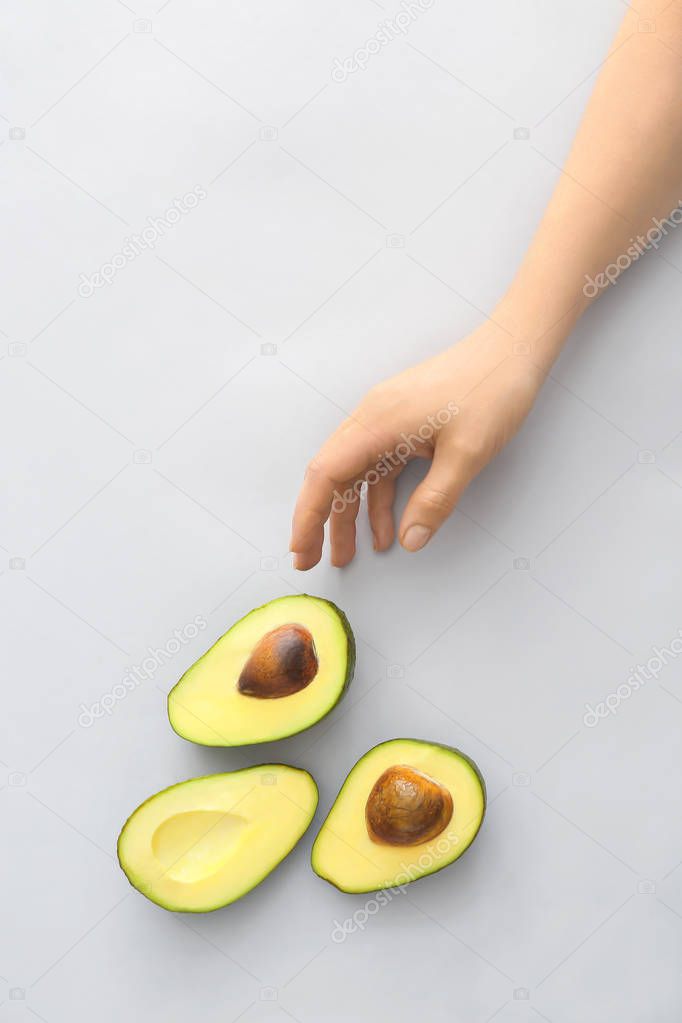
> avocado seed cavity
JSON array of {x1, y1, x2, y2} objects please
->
[
  {"x1": 237, "y1": 624, "x2": 318, "y2": 699},
  {"x1": 365, "y1": 765, "x2": 453, "y2": 846}
]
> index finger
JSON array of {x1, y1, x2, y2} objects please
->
[{"x1": 290, "y1": 418, "x2": 382, "y2": 570}]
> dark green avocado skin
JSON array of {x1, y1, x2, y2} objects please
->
[
  {"x1": 312, "y1": 738, "x2": 486, "y2": 895},
  {"x1": 167, "y1": 594, "x2": 356, "y2": 746},
  {"x1": 322, "y1": 596, "x2": 356, "y2": 703}
]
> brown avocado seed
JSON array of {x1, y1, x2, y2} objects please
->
[
  {"x1": 365, "y1": 765, "x2": 453, "y2": 846},
  {"x1": 237, "y1": 624, "x2": 318, "y2": 699}
]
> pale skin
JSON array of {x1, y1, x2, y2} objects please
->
[{"x1": 291, "y1": 1, "x2": 682, "y2": 570}]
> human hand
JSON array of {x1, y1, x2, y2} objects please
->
[{"x1": 289, "y1": 320, "x2": 545, "y2": 569}]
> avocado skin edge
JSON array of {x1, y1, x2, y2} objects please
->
[
  {"x1": 167, "y1": 594, "x2": 356, "y2": 747},
  {"x1": 117, "y1": 764, "x2": 319, "y2": 913},
  {"x1": 311, "y1": 738, "x2": 486, "y2": 895}
]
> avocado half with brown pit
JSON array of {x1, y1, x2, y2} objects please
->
[
  {"x1": 312, "y1": 738, "x2": 486, "y2": 893},
  {"x1": 168, "y1": 595, "x2": 355, "y2": 746}
]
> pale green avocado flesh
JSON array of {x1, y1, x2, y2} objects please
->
[{"x1": 118, "y1": 765, "x2": 318, "y2": 912}]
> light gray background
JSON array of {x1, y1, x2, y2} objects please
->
[{"x1": 3, "y1": 1, "x2": 682, "y2": 1020}]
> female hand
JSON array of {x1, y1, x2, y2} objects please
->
[{"x1": 289, "y1": 320, "x2": 543, "y2": 569}]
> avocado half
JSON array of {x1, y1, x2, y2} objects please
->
[
  {"x1": 117, "y1": 765, "x2": 318, "y2": 912},
  {"x1": 168, "y1": 594, "x2": 355, "y2": 746},
  {"x1": 311, "y1": 738, "x2": 486, "y2": 894}
]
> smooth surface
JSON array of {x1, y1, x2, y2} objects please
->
[{"x1": 3, "y1": 1, "x2": 682, "y2": 1020}]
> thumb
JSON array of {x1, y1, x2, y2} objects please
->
[{"x1": 399, "y1": 445, "x2": 474, "y2": 552}]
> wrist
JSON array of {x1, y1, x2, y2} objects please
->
[{"x1": 492, "y1": 282, "x2": 582, "y2": 372}]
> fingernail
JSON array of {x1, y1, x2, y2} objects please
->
[
  {"x1": 401, "y1": 525, "x2": 431, "y2": 552},
  {"x1": 292, "y1": 552, "x2": 304, "y2": 570}
]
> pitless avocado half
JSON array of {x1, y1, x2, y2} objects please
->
[
  {"x1": 168, "y1": 594, "x2": 355, "y2": 746},
  {"x1": 118, "y1": 765, "x2": 318, "y2": 912},
  {"x1": 312, "y1": 738, "x2": 486, "y2": 894}
]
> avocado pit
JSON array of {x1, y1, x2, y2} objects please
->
[
  {"x1": 237, "y1": 623, "x2": 318, "y2": 699},
  {"x1": 365, "y1": 765, "x2": 453, "y2": 846}
]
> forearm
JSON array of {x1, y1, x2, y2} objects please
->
[{"x1": 496, "y1": 0, "x2": 682, "y2": 370}]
